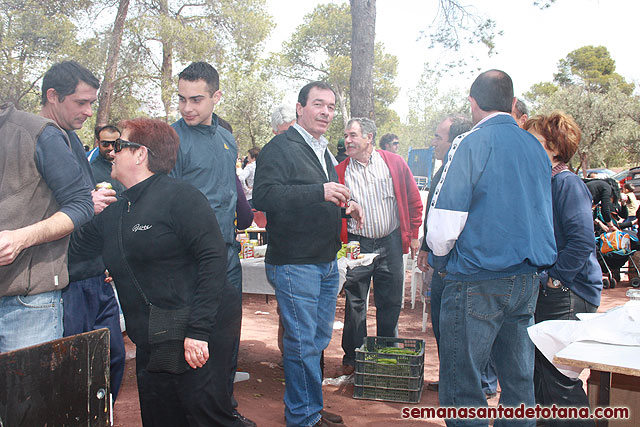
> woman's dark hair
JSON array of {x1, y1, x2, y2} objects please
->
[
  {"x1": 624, "y1": 183, "x2": 635, "y2": 193},
  {"x1": 523, "y1": 111, "x2": 581, "y2": 163},
  {"x1": 118, "y1": 118, "x2": 180, "y2": 174}
]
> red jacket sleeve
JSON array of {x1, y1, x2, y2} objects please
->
[{"x1": 335, "y1": 159, "x2": 349, "y2": 244}]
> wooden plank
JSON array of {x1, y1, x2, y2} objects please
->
[
  {"x1": 553, "y1": 341, "x2": 640, "y2": 377},
  {"x1": 0, "y1": 329, "x2": 110, "y2": 426}
]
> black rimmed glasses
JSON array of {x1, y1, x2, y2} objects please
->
[{"x1": 114, "y1": 138, "x2": 154, "y2": 155}]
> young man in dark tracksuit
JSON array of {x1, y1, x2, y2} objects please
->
[{"x1": 169, "y1": 61, "x2": 253, "y2": 427}]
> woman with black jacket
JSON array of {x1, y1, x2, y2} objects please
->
[{"x1": 71, "y1": 118, "x2": 243, "y2": 426}]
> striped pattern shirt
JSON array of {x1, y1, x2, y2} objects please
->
[
  {"x1": 293, "y1": 123, "x2": 330, "y2": 178},
  {"x1": 345, "y1": 150, "x2": 399, "y2": 238}
]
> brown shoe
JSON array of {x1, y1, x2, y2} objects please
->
[
  {"x1": 320, "y1": 409, "x2": 343, "y2": 424},
  {"x1": 341, "y1": 364, "x2": 354, "y2": 376},
  {"x1": 313, "y1": 416, "x2": 346, "y2": 426}
]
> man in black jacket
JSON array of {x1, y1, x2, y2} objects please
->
[
  {"x1": 586, "y1": 178, "x2": 619, "y2": 231},
  {"x1": 253, "y1": 81, "x2": 363, "y2": 427}
]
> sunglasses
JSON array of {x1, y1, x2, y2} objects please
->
[
  {"x1": 114, "y1": 138, "x2": 154, "y2": 155},
  {"x1": 100, "y1": 140, "x2": 116, "y2": 148}
]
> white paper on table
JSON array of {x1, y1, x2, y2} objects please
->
[
  {"x1": 253, "y1": 244, "x2": 267, "y2": 257},
  {"x1": 337, "y1": 253, "x2": 379, "y2": 289},
  {"x1": 528, "y1": 300, "x2": 640, "y2": 378}
]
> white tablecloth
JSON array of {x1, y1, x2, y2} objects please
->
[{"x1": 241, "y1": 253, "x2": 378, "y2": 296}]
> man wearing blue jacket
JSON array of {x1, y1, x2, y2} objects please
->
[{"x1": 426, "y1": 70, "x2": 557, "y2": 425}]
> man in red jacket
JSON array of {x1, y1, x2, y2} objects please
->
[{"x1": 336, "y1": 117, "x2": 423, "y2": 374}]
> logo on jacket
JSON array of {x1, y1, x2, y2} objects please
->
[{"x1": 132, "y1": 224, "x2": 152, "y2": 232}]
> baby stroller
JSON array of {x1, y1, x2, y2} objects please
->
[{"x1": 596, "y1": 230, "x2": 640, "y2": 289}]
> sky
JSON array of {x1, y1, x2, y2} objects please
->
[{"x1": 264, "y1": 0, "x2": 640, "y2": 118}]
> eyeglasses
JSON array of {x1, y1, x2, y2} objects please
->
[
  {"x1": 100, "y1": 140, "x2": 116, "y2": 148},
  {"x1": 114, "y1": 138, "x2": 154, "y2": 155},
  {"x1": 392, "y1": 141, "x2": 399, "y2": 146}
]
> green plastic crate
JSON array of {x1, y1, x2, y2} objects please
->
[
  {"x1": 353, "y1": 375, "x2": 424, "y2": 404},
  {"x1": 354, "y1": 371, "x2": 423, "y2": 390},
  {"x1": 353, "y1": 337, "x2": 425, "y2": 403}
]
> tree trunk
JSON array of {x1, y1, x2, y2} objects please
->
[
  {"x1": 579, "y1": 150, "x2": 589, "y2": 177},
  {"x1": 349, "y1": 0, "x2": 375, "y2": 119},
  {"x1": 159, "y1": 0, "x2": 172, "y2": 122},
  {"x1": 335, "y1": 86, "x2": 349, "y2": 127},
  {"x1": 96, "y1": 0, "x2": 130, "y2": 126}
]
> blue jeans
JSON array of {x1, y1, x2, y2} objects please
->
[
  {"x1": 482, "y1": 358, "x2": 498, "y2": 395},
  {"x1": 439, "y1": 272, "x2": 540, "y2": 427},
  {"x1": 0, "y1": 289, "x2": 63, "y2": 353},
  {"x1": 432, "y1": 270, "x2": 498, "y2": 395},
  {"x1": 265, "y1": 261, "x2": 339, "y2": 427},
  {"x1": 62, "y1": 274, "x2": 125, "y2": 400}
]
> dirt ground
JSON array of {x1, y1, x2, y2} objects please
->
[{"x1": 113, "y1": 276, "x2": 633, "y2": 427}]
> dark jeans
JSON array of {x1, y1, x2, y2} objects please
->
[
  {"x1": 62, "y1": 274, "x2": 125, "y2": 400},
  {"x1": 534, "y1": 285, "x2": 597, "y2": 427},
  {"x1": 618, "y1": 215, "x2": 636, "y2": 229},
  {"x1": 225, "y1": 243, "x2": 243, "y2": 412},
  {"x1": 430, "y1": 270, "x2": 445, "y2": 352},
  {"x1": 342, "y1": 228, "x2": 404, "y2": 366},
  {"x1": 136, "y1": 285, "x2": 243, "y2": 427}
]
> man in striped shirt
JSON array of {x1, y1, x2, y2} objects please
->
[{"x1": 335, "y1": 117, "x2": 423, "y2": 374}]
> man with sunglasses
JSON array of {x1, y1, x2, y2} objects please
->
[
  {"x1": 379, "y1": 133, "x2": 400, "y2": 154},
  {"x1": 90, "y1": 124, "x2": 126, "y2": 195}
]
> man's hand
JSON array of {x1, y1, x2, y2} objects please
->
[
  {"x1": 92, "y1": 188, "x2": 117, "y2": 214},
  {"x1": 416, "y1": 250, "x2": 431, "y2": 273},
  {"x1": 346, "y1": 201, "x2": 365, "y2": 229},
  {"x1": 0, "y1": 212, "x2": 74, "y2": 266},
  {"x1": 184, "y1": 337, "x2": 209, "y2": 369},
  {"x1": 323, "y1": 182, "x2": 350, "y2": 206},
  {"x1": 0, "y1": 229, "x2": 25, "y2": 266},
  {"x1": 104, "y1": 269, "x2": 113, "y2": 283},
  {"x1": 410, "y1": 238, "x2": 420, "y2": 259}
]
